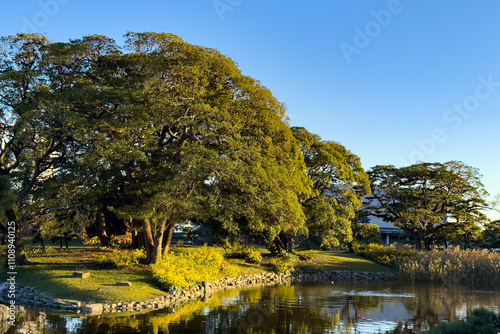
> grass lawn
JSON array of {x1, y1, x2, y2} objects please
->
[
  {"x1": 295, "y1": 250, "x2": 397, "y2": 273},
  {"x1": 0, "y1": 245, "x2": 394, "y2": 304},
  {"x1": 1, "y1": 247, "x2": 165, "y2": 303}
]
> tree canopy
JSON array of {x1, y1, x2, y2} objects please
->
[
  {"x1": 365, "y1": 162, "x2": 489, "y2": 249},
  {"x1": 1, "y1": 32, "x2": 370, "y2": 263},
  {"x1": 291, "y1": 127, "x2": 370, "y2": 249}
]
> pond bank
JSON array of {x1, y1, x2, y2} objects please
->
[{"x1": 0, "y1": 270, "x2": 399, "y2": 316}]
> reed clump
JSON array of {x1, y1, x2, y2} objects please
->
[{"x1": 400, "y1": 246, "x2": 500, "y2": 285}]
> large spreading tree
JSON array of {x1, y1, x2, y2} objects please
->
[
  {"x1": 291, "y1": 127, "x2": 370, "y2": 249},
  {"x1": 110, "y1": 32, "x2": 314, "y2": 262},
  {"x1": 0, "y1": 34, "x2": 74, "y2": 264},
  {"x1": 365, "y1": 161, "x2": 489, "y2": 249},
  {"x1": 0, "y1": 33, "x2": 135, "y2": 263},
  {"x1": 1, "y1": 32, "x2": 369, "y2": 264}
]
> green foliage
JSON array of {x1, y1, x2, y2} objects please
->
[
  {"x1": 421, "y1": 308, "x2": 500, "y2": 334},
  {"x1": 0, "y1": 175, "x2": 15, "y2": 219},
  {"x1": 223, "y1": 241, "x2": 263, "y2": 264},
  {"x1": 108, "y1": 233, "x2": 133, "y2": 248},
  {"x1": 0, "y1": 31, "x2": 369, "y2": 264},
  {"x1": 352, "y1": 222, "x2": 382, "y2": 244},
  {"x1": 354, "y1": 243, "x2": 418, "y2": 268},
  {"x1": 366, "y1": 162, "x2": 489, "y2": 250},
  {"x1": 399, "y1": 246, "x2": 500, "y2": 285},
  {"x1": 151, "y1": 245, "x2": 239, "y2": 290},
  {"x1": 482, "y1": 220, "x2": 500, "y2": 248},
  {"x1": 270, "y1": 253, "x2": 298, "y2": 275},
  {"x1": 94, "y1": 249, "x2": 146, "y2": 268},
  {"x1": 297, "y1": 237, "x2": 322, "y2": 250},
  {"x1": 291, "y1": 127, "x2": 370, "y2": 249},
  {"x1": 244, "y1": 249, "x2": 263, "y2": 264}
]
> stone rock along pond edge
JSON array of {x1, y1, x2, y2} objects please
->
[{"x1": 0, "y1": 270, "x2": 399, "y2": 316}]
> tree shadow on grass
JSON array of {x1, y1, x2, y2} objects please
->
[
  {"x1": 51, "y1": 275, "x2": 75, "y2": 279},
  {"x1": 25, "y1": 261, "x2": 88, "y2": 267}
]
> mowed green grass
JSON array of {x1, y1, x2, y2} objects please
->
[
  {"x1": 0, "y1": 246, "x2": 394, "y2": 304},
  {"x1": 1, "y1": 248, "x2": 165, "y2": 303},
  {"x1": 295, "y1": 250, "x2": 397, "y2": 273}
]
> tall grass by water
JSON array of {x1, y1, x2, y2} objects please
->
[{"x1": 400, "y1": 246, "x2": 500, "y2": 285}]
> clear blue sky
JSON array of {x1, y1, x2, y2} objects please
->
[{"x1": 1, "y1": 0, "x2": 499, "y2": 219}]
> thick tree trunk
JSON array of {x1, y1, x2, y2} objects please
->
[
  {"x1": 463, "y1": 234, "x2": 470, "y2": 249},
  {"x1": 270, "y1": 231, "x2": 289, "y2": 255},
  {"x1": 162, "y1": 221, "x2": 176, "y2": 257},
  {"x1": 94, "y1": 208, "x2": 110, "y2": 247},
  {"x1": 277, "y1": 231, "x2": 289, "y2": 252},
  {"x1": 130, "y1": 218, "x2": 145, "y2": 249},
  {"x1": 415, "y1": 237, "x2": 423, "y2": 250},
  {"x1": 142, "y1": 218, "x2": 155, "y2": 263},
  {"x1": 150, "y1": 219, "x2": 167, "y2": 263},
  {"x1": 424, "y1": 236, "x2": 436, "y2": 250},
  {"x1": 0, "y1": 223, "x2": 7, "y2": 245}
]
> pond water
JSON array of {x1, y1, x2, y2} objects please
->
[{"x1": 4, "y1": 281, "x2": 500, "y2": 334}]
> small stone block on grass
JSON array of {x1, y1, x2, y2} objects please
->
[
  {"x1": 73, "y1": 272, "x2": 90, "y2": 278},
  {"x1": 116, "y1": 281, "x2": 132, "y2": 286}
]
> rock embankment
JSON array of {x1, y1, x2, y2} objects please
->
[
  {"x1": 0, "y1": 283, "x2": 80, "y2": 311},
  {"x1": 0, "y1": 270, "x2": 398, "y2": 316}
]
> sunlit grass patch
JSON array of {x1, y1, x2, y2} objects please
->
[
  {"x1": 0, "y1": 248, "x2": 165, "y2": 303},
  {"x1": 296, "y1": 250, "x2": 397, "y2": 273}
]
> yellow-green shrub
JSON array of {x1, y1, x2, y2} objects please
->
[
  {"x1": 151, "y1": 245, "x2": 239, "y2": 290},
  {"x1": 95, "y1": 249, "x2": 146, "y2": 268},
  {"x1": 400, "y1": 246, "x2": 500, "y2": 285},
  {"x1": 354, "y1": 242, "x2": 418, "y2": 268},
  {"x1": 223, "y1": 242, "x2": 262, "y2": 264},
  {"x1": 244, "y1": 249, "x2": 263, "y2": 264},
  {"x1": 270, "y1": 253, "x2": 297, "y2": 275}
]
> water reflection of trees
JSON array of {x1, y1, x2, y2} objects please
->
[
  {"x1": 13, "y1": 282, "x2": 500, "y2": 333},
  {"x1": 80, "y1": 284, "x2": 353, "y2": 333},
  {"x1": 400, "y1": 283, "x2": 500, "y2": 333},
  {"x1": 168, "y1": 284, "x2": 385, "y2": 334}
]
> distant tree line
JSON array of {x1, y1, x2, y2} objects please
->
[{"x1": 365, "y1": 162, "x2": 496, "y2": 250}]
